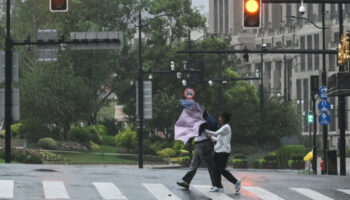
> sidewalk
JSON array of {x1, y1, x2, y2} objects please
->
[{"x1": 316, "y1": 157, "x2": 350, "y2": 174}]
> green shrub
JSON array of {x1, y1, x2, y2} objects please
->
[
  {"x1": 173, "y1": 140, "x2": 185, "y2": 153},
  {"x1": 89, "y1": 140, "x2": 101, "y2": 151},
  {"x1": 346, "y1": 147, "x2": 350, "y2": 157},
  {"x1": 157, "y1": 148, "x2": 176, "y2": 159},
  {"x1": 37, "y1": 151, "x2": 69, "y2": 163},
  {"x1": 0, "y1": 131, "x2": 4, "y2": 138},
  {"x1": 179, "y1": 149, "x2": 189, "y2": 156},
  {"x1": 68, "y1": 127, "x2": 91, "y2": 143},
  {"x1": 102, "y1": 135, "x2": 116, "y2": 146},
  {"x1": 290, "y1": 154, "x2": 304, "y2": 161},
  {"x1": 263, "y1": 153, "x2": 276, "y2": 161},
  {"x1": 233, "y1": 153, "x2": 247, "y2": 159},
  {"x1": 37, "y1": 138, "x2": 58, "y2": 150},
  {"x1": 288, "y1": 160, "x2": 305, "y2": 169},
  {"x1": 95, "y1": 125, "x2": 108, "y2": 136},
  {"x1": 21, "y1": 119, "x2": 51, "y2": 144},
  {"x1": 12, "y1": 149, "x2": 42, "y2": 164},
  {"x1": 115, "y1": 128, "x2": 137, "y2": 152},
  {"x1": 150, "y1": 140, "x2": 169, "y2": 153},
  {"x1": 274, "y1": 145, "x2": 307, "y2": 168},
  {"x1": 231, "y1": 144, "x2": 259, "y2": 155},
  {"x1": 177, "y1": 156, "x2": 190, "y2": 165}
]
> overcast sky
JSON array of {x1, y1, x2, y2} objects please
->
[{"x1": 192, "y1": 0, "x2": 209, "y2": 17}]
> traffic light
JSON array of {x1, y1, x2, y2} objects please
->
[
  {"x1": 243, "y1": 0, "x2": 261, "y2": 28},
  {"x1": 50, "y1": 0, "x2": 68, "y2": 12},
  {"x1": 308, "y1": 111, "x2": 314, "y2": 124}
]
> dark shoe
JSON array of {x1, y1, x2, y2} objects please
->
[{"x1": 176, "y1": 181, "x2": 189, "y2": 190}]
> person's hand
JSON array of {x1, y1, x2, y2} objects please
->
[{"x1": 206, "y1": 133, "x2": 211, "y2": 138}]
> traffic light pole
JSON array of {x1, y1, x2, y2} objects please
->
[
  {"x1": 312, "y1": 95, "x2": 317, "y2": 174},
  {"x1": 4, "y1": 0, "x2": 12, "y2": 163},
  {"x1": 338, "y1": 3, "x2": 346, "y2": 176},
  {"x1": 138, "y1": 10, "x2": 144, "y2": 169},
  {"x1": 321, "y1": 3, "x2": 328, "y2": 175}
]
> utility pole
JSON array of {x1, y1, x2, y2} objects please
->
[
  {"x1": 260, "y1": 45, "x2": 264, "y2": 122},
  {"x1": 321, "y1": 3, "x2": 328, "y2": 174},
  {"x1": 4, "y1": 0, "x2": 12, "y2": 163},
  {"x1": 338, "y1": 3, "x2": 346, "y2": 176},
  {"x1": 283, "y1": 55, "x2": 287, "y2": 103},
  {"x1": 138, "y1": 10, "x2": 144, "y2": 169}
]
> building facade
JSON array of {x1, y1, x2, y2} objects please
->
[{"x1": 209, "y1": 0, "x2": 350, "y2": 149}]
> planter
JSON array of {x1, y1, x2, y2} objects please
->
[
  {"x1": 288, "y1": 160, "x2": 305, "y2": 169},
  {"x1": 233, "y1": 161, "x2": 248, "y2": 169},
  {"x1": 261, "y1": 162, "x2": 277, "y2": 169}
]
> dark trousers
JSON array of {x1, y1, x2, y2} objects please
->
[
  {"x1": 182, "y1": 140, "x2": 220, "y2": 187},
  {"x1": 214, "y1": 152, "x2": 238, "y2": 188}
]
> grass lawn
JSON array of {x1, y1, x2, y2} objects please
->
[
  {"x1": 0, "y1": 158, "x2": 4, "y2": 163},
  {"x1": 89, "y1": 145, "x2": 117, "y2": 153},
  {"x1": 61, "y1": 152, "x2": 138, "y2": 164}
]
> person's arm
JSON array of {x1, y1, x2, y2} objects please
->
[
  {"x1": 205, "y1": 125, "x2": 229, "y2": 136},
  {"x1": 211, "y1": 135, "x2": 219, "y2": 142}
]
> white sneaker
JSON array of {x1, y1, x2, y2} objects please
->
[
  {"x1": 235, "y1": 179, "x2": 241, "y2": 193},
  {"x1": 209, "y1": 187, "x2": 220, "y2": 192}
]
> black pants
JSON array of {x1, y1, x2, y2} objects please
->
[
  {"x1": 214, "y1": 152, "x2": 238, "y2": 188},
  {"x1": 182, "y1": 140, "x2": 220, "y2": 187}
]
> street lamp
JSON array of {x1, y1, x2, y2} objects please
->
[
  {"x1": 208, "y1": 80, "x2": 213, "y2": 86},
  {"x1": 182, "y1": 79, "x2": 187, "y2": 87}
]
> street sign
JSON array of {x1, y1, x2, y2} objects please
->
[
  {"x1": 136, "y1": 81, "x2": 152, "y2": 120},
  {"x1": 0, "y1": 88, "x2": 20, "y2": 121},
  {"x1": 318, "y1": 112, "x2": 331, "y2": 126},
  {"x1": 37, "y1": 29, "x2": 58, "y2": 62},
  {"x1": 318, "y1": 100, "x2": 331, "y2": 113},
  {"x1": 0, "y1": 50, "x2": 19, "y2": 83},
  {"x1": 319, "y1": 86, "x2": 328, "y2": 100},
  {"x1": 184, "y1": 88, "x2": 195, "y2": 100},
  {"x1": 70, "y1": 32, "x2": 122, "y2": 50}
]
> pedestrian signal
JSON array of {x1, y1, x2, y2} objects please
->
[
  {"x1": 308, "y1": 112, "x2": 314, "y2": 124},
  {"x1": 243, "y1": 0, "x2": 261, "y2": 28},
  {"x1": 50, "y1": 0, "x2": 68, "y2": 12}
]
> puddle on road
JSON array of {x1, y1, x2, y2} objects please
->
[{"x1": 33, "y1": 168, "x2": 58, "y2": 172}]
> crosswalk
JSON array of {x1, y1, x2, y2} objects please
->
[{"x1": 0, "y1": 179, "x2": 349, "y2": 200}]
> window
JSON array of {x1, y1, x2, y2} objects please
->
[
  {"x1": 318, "y1": 4, "x2": 322, "y2": 22},
  {"x1": 303, "y1": 78, "x2": 309, "y2": 132},
  {"x1": 286, "y1": 4, "x2": 292, "y2": 24},
  {"x1": 308, "y1": 55, "x2": 313, "y2": 71},
  {"x1": 330, "y1": 97, "x2": 336, "y2": 131},
  {"x1": 307, "y1": 5, "x2": 313, "y2": 21},
  {"x1": 300, "y1": 36, "x2": 305, "y2": 49},
  {"x1": 331, "y1": 4, "x2": 336, "y2": 19},
  {"x1": 286, "y1": 40, "x2": 292, "y2": 47},
  {"x1": 329, "y1": 54, "x2": 336, "y2": 71},
  {"x1": 334, "y1": 32, "x2": 340, "y2": 44},
  {"x1": 301, "y1": 55, "x2": 306, "y2": 72},
  {"x1": 314, "y1": 34, "x2": 320, "y2": 70},
  {"x1": 224, "y1": 0, "x2": 228, "y2": 33}
]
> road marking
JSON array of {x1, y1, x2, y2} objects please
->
[
  {"x1": 290, "y1": 188, "x2": 334, "y2": 200},
  {"x1": 337, "y1": 189, "x2": 350, "y2": 196},
  {"x1": 42, "y1": 181, "x2": 69, "y2": 199},
  {"x1": 0, "y1": 180, "x2": 14, "y2": 199},
  {"x1": 243, "y1": 186, "x2": 284, "y2": 200},
  {"x1": 192, "y1": 185, "x2": 232, "y2": 200},
  {"x1": 93, "y1": 182, "x2": 128, "y2": 200},
  {"x1": 143, "y1": 183, "x2": 181, "y2": 200}
]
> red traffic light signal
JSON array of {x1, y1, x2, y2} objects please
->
[
  {"x1": 50, "y1": 0, "x2": 68, "y2": 12},
  {"x1": 243, "y1": 0, "x2": 261, "y2": 28}
]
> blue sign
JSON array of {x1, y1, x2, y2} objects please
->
[
  {"x1": 318, "y1": 113, "x2": 331, "y2": 126},
  {"x1": 319, "y1": 86, "x2": 328, "y2": 100},
  {"x1": 318, "y1": 100, "x2": 331, "y2": 113}
]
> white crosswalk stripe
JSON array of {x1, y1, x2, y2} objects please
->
[
  {"x1": 290, "y1": 188, "x2": 334, "y2": 200},
  {"x1": 43, "y1": 181, "x2": 70, "y2": 199},
  {"x1": 0, "y1": 180, "x2": 14, "y2": 199},
  {"x1": 192, "y1": 185, "x2": 233, "y2": 200},
  {"x1": 337, "y1": 189, "x2": 350, "y2": 196},
  {"x1": 243, "y1": 186, "x2": 284, "y2": 200},
  {"x1": 143, "y1": 183, "x2": 182, "y2": 200},
  {"x1": 93, "y1": 182, "x2": 128, "y2": 200}
]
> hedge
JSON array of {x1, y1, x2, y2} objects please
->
[
  {"x1": 233, "y1": 153, "x2": 247, "y2": 159},
  {"x1": 346, "y1": 147, "x2": 350, "y2": 157},
  {"x1": 68, "y1": 127, "x2": 91, "y2": 143},
  {"x1": 37, "y1": 138, "x2": 58, "y2": 150},
  {"x1": 102, "y1": 135, "x2": 116, "y2": 146},
  {"x1": 157, "y1": 148, "x2": 176, "y2": 159},
  {"x1": 274, "y1": 145, "x2": 307, "y2": 168}
]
